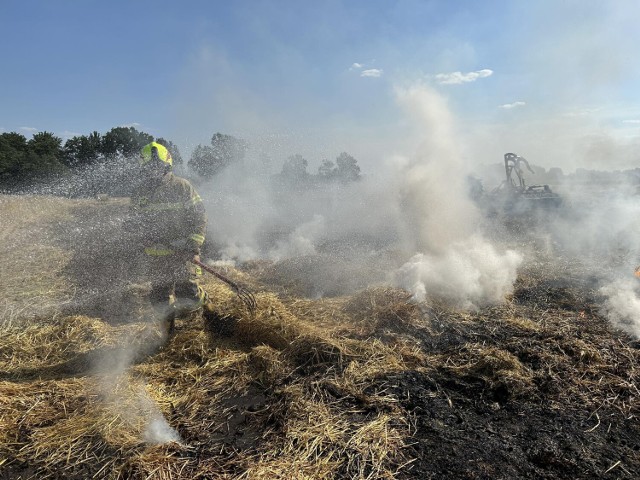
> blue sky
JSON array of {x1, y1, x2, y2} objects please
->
[{"x1": 2, "y1": 0, "x2": 640, "y2": 170}]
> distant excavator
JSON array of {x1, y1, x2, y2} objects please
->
[{"x1": 483, "y1": 152, "x2": 563, "y2": 216}]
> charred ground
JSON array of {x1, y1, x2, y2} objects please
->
[
  {"x1": 390, "y1": 273, "x2": 639, "y2": 479},
  {"x1": 0, "y1": 195, "x2": 638, "y2": 479}
]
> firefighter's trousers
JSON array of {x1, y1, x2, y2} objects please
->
[{"x1": 144, "y1": 255, "x2": 207, "y2": 330}]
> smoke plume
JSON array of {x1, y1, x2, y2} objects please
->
[
  {"x1": 391, "y1": 85, "x2": 522, "y2": 308},
  {"x1": 97, "y1": 345, "x2": 183, "y2": 445},
  {"x1": 191, "y1": 84, "x2": 525, "y2": 308},
  {"x1": 600, "y1": 280, "x2": 640, "y2": 338},
  {"x1": 545, "y1": 185, "x2": 640, "y2": 339}
]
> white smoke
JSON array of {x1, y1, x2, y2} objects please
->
[
  {"x1": 394, "y1": 236, "x2": 522, "y2": 309},
  {"x1": 143, "y1": 411, "x2": 183, "y2": 445},
  {"x1": 545, "y1": 185, "x2": 640, "y2": 339},
  {"x1": 269, "y1": 214, "x2": 325, "y2": 261},
  {"x1": 199, "y1": 148, "x2": 402, "y2": 267},
  {"x1": 100, "y1": 372, "x2": 183, "y2": 446},
  {"x1": 391, "y1": 85, "x2": 523, "y2": 308},
  {"x1": 95, "y1": 329, "x2": 182, "y2": 445},
  {"x1": 600, "y1": 279, "x2": 640, "y2": 338},
  {"x1": 190, "y1": 84, "x2": 523, "y2": 308}
]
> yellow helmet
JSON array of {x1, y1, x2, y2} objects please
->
[{"x1": 140, "y1": 142, "x2": 172, "y2": 166}]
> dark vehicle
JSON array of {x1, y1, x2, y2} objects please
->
[{"x1": 483, "y1": 153, "x2": 563, "y2": 216}]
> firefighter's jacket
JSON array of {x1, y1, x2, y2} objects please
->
[{"x1": 130, "y1": 173, "x2": 206, "y2": 257}]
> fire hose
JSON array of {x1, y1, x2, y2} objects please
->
[{"x1": 192, "y1": 258, "x2": 257, "y2": 312}]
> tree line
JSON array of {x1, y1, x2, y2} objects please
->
[
  {"x1": 0, "y1": 126, "x2": 361, "y2": 194},
  {"x1": 278, "y1": 152, "x2": 361, "y2": 187}
]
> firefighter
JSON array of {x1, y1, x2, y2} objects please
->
[{"x1": 131, "y1": 141, "x2": 218, "y2": 336}]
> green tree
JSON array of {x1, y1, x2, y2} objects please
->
[
  {"x1": 28, "y1": 131, "x2": 62, "y2": 158},
  {"x1": 101, "y1": 127, "x2": 153, "y2": 159},
  {"x1": 63, "y1": 131, "x2": 102, "y2": 167},
  {"x1": 188, "y1": 133, "x2": 248, "y2": 178},
  {"x1": 281, "y1": 154, "x2": 309, "y2": 182},
  {"x1": 335, "y1": 152, "x2": 361, "y2": 182},
  {"x1": 211, "y1": 133, "x2": 247, "y2": 168},
  {"x1": 0, "y1": 131, "x2": 66, "y2": 187},
  {"x1": 0, "y1": 132, "x2": 28, "y2": 152},
  {"x1": 27, "y1": 131, "x2": 65, "y2": 176},
  {"x1": 318, "y1": 159, "x2": 336, "y2": 179},
  {"x1": 0, "y1": 132, "x2": 28, "y2": 184},
  {"x1": 188, "y1": 144, "x2": 216, "y2": 177}
]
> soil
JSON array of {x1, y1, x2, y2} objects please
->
[{"x1": 370, "y1": 273, "x2": 640, "y2": 479}]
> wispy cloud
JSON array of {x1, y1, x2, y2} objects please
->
[
  {"x1": 563, "y1": 108, "x2": 601, "y2": 117},
  {"x1": 361, "y1": 69, "x2": 383, "y2": 78},
  {"x1": 622, "y1": 119, "x2": 640, "y2": 124},
  {"x1": 499, "y1": 101, "x2": 526, "y2": 110},
  {"x1": 19, "y1": 126, "x2": 38, "y2": 134},
  {"x1": 120, "y1": 122, "x2": 141, "y2": 128},
  {"x1": 350, "y1": 62, "x2": 382, "y2": 78},
  {"x1": 60, "y1": 130, "x2": 82, "y2": 139},
  {"x1": 435, "y1": 69, "x2": 493, "y2": 85}
]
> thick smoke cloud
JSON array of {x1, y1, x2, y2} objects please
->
[
  {"x1": 390, "y1": 85, "x2": 522, "y2": 308},
  {"x1": 545, "y1": 185, "x2": 640, "y2": 338},
  {"x1": 196, "y1": 84, "x2": 522, "y2": 308},
  {"x1": 601, "y1": 280, "x2": 640, "y2": 338},
  {"x1": 201, "y1": 163, "x2": 402, "y2": 264},
  {"x1": 393, "y1": 238, "x2": 522, "y2": 309}
]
